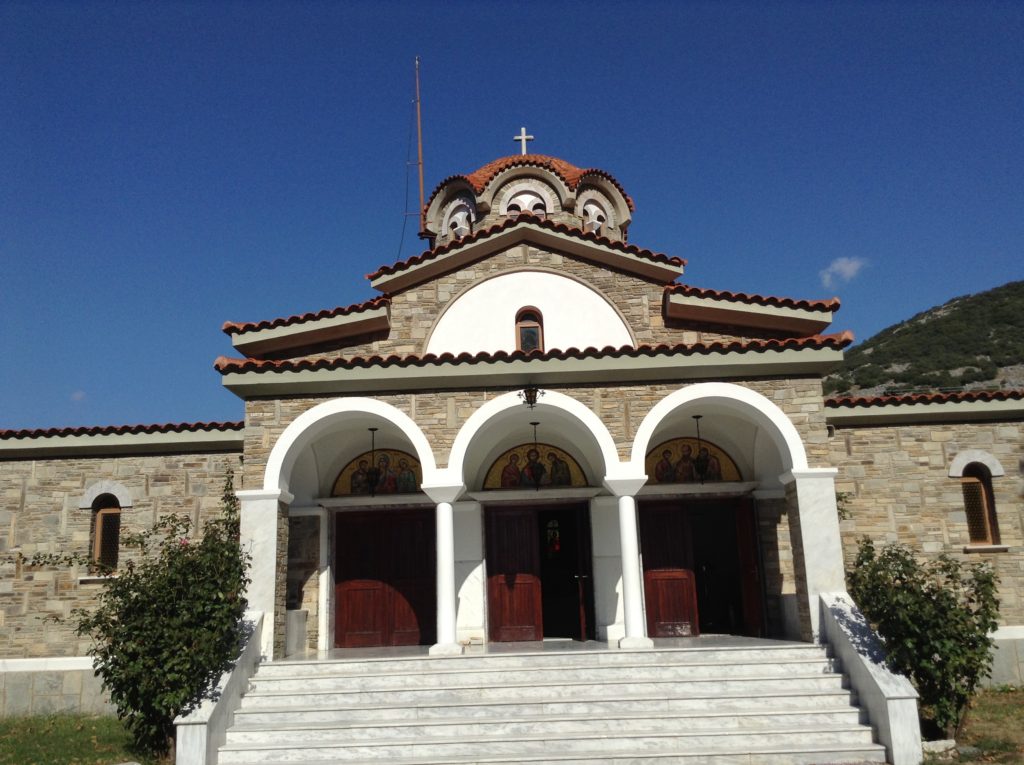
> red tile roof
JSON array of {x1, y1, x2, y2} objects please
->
[
  {"x1": 368, "y1": 212, "x2": 684, "y2": 282},
  {"x1": 666, "y1": 284, "x2": 840, "y2": 313},
  {"x1": 0, "y1": 420, "x2": 244, "y2": 441},
  {"x1": 214, "y1": 332, "x2": 853, "y2": 375},
  {"x1": 223, "y1": 297, "x2": 389, "y2": 336},
  {"x1": 826, "y1": 389, "x2": 1024, "y2": 408},
  {"x1": 426, "y1": 154, "x2": 636, "y2": 212}
]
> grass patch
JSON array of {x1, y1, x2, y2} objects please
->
[
  {"x1": 927, "y1": 688, "x2": 1024, "y2": 764},
  {"x1": 0, "y1": 715, "x2": 170, "y2": 765}
]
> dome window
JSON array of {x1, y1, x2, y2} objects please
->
[
  {"x1": 506, "y1": 190, "x2": 546, "y2": 219},
  {"x1": 447, "y1": 202, "x2": 473, "y2": 238},
  {"x1": 583, "y1": 200, "x2": 608, "y2": 234},
  {"x1": 515, "y1": 307, "x2": 544, "y2": 353}
]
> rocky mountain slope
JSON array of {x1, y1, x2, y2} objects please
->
[{"x1": 825, "y1": 280, "x2": 1024, "y2": 397}]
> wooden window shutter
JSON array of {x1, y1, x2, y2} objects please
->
[
  {"x1": 94, "y1": 507, "x2": 121, "y2": 569},
  {"x1": 961, "y1": 476, "x2": 992, "y2": 544}
]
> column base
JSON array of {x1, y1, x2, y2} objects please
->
[
  {"x1": 618, "y1": 636, "x2": 654, "y2": 650},
  {"x1": 429, "y1": 641, "x2": 465, "y2": 656}
]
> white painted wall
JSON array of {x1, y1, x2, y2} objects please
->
[{"x1": 425, "y1": 270, "x2": 633, "y2": 356}]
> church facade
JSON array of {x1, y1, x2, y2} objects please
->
[{"x1": 1, "y1": 152, "x2": 1022, "y2": 705}]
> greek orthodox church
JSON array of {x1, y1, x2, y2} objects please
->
[{"x1": 2, "y1": 138, "x2": 1022, "y2": 764}]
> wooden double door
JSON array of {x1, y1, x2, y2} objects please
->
[
  {"x1": 334, "y1": 509, "x2": 436, "y2": 648},
  {"x1": 486, "y1": 504, "x2": 596, "y2": 642},
  {"x1": 639, "y1": 498, "x2": 763, "y2": 638}
]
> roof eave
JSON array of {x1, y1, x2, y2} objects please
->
[
  {"x1": 665, "y1": 293, "x2": 833, "y2": 335},
  {"x1": 230, "y1": 306, "x2": 391, "y2": 357},
  {"x1": 219, "y1": 346, "x2": 844, "y2": 398},
  {"x1": 0, "y1": 429, "x2": 245, "y2": 460},
  {"x1": 826, "y1": 398, "x2": 1024, "y2": 427},
  {"x1": 370, "y1": 225, "x2": 684, "y2": 293}
]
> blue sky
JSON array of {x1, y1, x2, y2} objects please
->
[{"x1": 2, "y1": 1, "x2": 1022, "y2": 430}]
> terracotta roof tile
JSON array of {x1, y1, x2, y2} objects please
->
[
  {"x1": 214, "y1": 332, "x2": 853, "y2": 375},
  {"x1": 826, "y1": 389, "x2": 1024, "y2": 408},
  {"x1": 0, "y1": 420, "x2": 244, "y2": 441},
  {"x1": 368, "y1": 213, "x2": 684, "y2": 282},
  {"x1": 426, "y1": 154, "x2": 636, "y2": 212},
  {"x1": 223, "y1": 297, "x2": 389, "y2": 336},
  {"x1": 665, "y1": 284, "x2": 840, "y2": 313}
]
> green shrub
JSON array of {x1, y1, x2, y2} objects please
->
[
  {"x1": 30, "y1": 470, "x2": 250, "y2": 756},
  {"x1": 847, "y1": 538, "x2": 999, "y2": 737}
]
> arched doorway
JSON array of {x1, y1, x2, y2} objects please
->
[
  {"x1": 448, "y1": 391, "x2": 617, "y2": 642},
  {"x1": 632, "y1": 383, "x2": 813, "y2": 640}
]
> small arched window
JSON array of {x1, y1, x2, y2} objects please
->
[
  {"x1": 92, "y1": 493, "x2": 121, "y2": 569},
  {"x1": 961, "y1": 463, "x2": 999, "y2": 545},
  {"x1": 516, "y1": 307, "x2": 544, "y2": 353},
  {"x1": 506, "y1": 190, "x2": 546, "y2": 219},
  {"x1": 582, "y1": 200, "x2": 608, "y2": 234}
]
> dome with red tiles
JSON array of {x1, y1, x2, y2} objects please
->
[{"x1": 421, "y1": 153, "x2": 635, "y2": 247}]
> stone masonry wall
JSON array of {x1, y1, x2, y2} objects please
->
[
  {"x1": 0, "y1": 451, "x2": 242, "y2": 658},
  {"x1": 829, "y1": 420, "x2": 1024, "y2": 624},
  {"x1": 301, "y1": 244, "x2": 788, "y2": 363}
]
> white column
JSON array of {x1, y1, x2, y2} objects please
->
[
  {"x1": 317, "y1": 508, "x2": 331, "y2": 652},
  {"x1": 422, "y1": 479, "x2": 466, "y2": 656},
  {"x1": 616, "y1": 494, "x2": 654, "y2": 648},
  {"x1": 237, "y1": 488, "x2": 292, "y2": 660},
  {"x1": 782, "y1": 467, "x2": 847, "y2": 640}
]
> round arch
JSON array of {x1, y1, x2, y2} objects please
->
[
  {"x1": 447, "y1": 390, "x2": 620, "y2": 488},
  {"x1": 949, "y1": 449, "x2": 1005, "y2": 478},
  {"x1": 79, "y1": 480, "x2": 133, "y2": 510},
  {"x1": 263, "y1": 398, "x2": 439, "y2": 496},
  {"x1": 631, "y1": 383, "x2": 809, "y2": 476}
]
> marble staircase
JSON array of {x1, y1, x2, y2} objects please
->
[{"x1": 217, "y1": 641, "x2": 888, "y2": 764}]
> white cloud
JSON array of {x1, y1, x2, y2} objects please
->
[
  {"x1": 819, "y1": 257, "x2": 867, "y2": 289},
  {"x1": 70, "y1": 390, "x2": 87, "y2": 402}
]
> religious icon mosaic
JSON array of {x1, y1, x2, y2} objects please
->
[
  {"x1": 645, "y1": 437, "x2": 741, "y2": 484},
  {"x1": 332, "y1": 449, "x2": 421, "y2": 496},
  {"x1": 483, "y1": 443, "x2": 587, "y2": 490}
]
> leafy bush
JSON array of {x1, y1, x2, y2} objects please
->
[
  {"x1": 31, "y1": 471, "x2": 250, "y2": 756},
  {"x1": 847, "y1": 538, "x2": 999, "y2": 737}
]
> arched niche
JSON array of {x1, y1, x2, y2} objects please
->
[
  {"x1": 263, "y1": 398, "x2": 438, "y2": 502},
  {"x1": 632, "y1": 383, "x2": 809, "y2": 491},
  {"x1": 448, "y1": 390, "x2": 618, "y2": 492}
]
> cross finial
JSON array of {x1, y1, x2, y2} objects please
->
[{"x1": 513, "y1": 126, "x2": 534, "y2": 155}]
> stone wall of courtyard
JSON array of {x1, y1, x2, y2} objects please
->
[
  {"x1": 0, "y1": 450, "x2": 242, "y2": 658},
  {"x1": 829, "y1": 418, "x2": 1024, "y2": 624}
]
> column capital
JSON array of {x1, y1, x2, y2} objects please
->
[
  {"x1": 421, "y1": 483, "x2": 466, "y2": 505},
  {"x1": 603, "y1": 475, "x2": 647, "y2": 497},
  {"x1": 779, "y1": 467, "x2": 839, "y2": 485},
  {"x1": 237, "y1": 488, "x2": 294, "y2": 505}
]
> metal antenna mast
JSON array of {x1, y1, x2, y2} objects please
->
[{"x1": 415, "y1": 56, "x2": 425, "y2": 231}]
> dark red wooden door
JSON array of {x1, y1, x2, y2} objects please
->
[
  {"x1": 734, "y1": 498, "x2": 765, "y2": 637},
  {"x1": 639, "y1": 503, "x2": 700, "y2": 637},
  {"x1": 486, "y1": 507, "x2": 542, "y2": 641},
  {"x1": 335, "y1": 509, "x2": 436, "y2": 648}
]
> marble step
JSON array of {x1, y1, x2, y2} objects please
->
[
  {"x1": 233, "y1": 687, "x2": 861, "y2": 725},
  {"x1": 213, "y1": 742, "x2": 888, "y2": 765},
  {"x1": 225, "y1": 708, "x2": 866, "y2": 744},
  {"x1": 216, "y1": 725, "x2": 877, "y2": 763},
  {"x1": 258, "y1": 645, "x2": 830, "y2": 677},
  {"x1": 240, "y1": 673, "x2": 847, "y2": 708},
  {"x1": 248, "y1": 657, "x2": 840, "y2": 692}
]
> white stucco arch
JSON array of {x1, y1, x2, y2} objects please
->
[
  {"x1": 79, "y1": 480, "x2": 133, "y2": 509},
  {"x1": 630, "y1": 383, "x2": 809, "y2": 477},
  {"x1": 263, "y1": 397, "x2": 439, "y2": 497},
  {"x1": 445, "y1": 390, "x2": 621, "y2": 488},
  {"x1": 424, "y1": 269, "x2": 634, "y2": 356},
  {"x1": 949, "y1": 449, "x2": 1005, "y2": 478}
]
